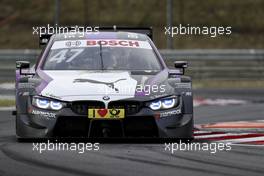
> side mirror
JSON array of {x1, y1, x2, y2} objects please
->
[
  {"x1": 174, "y1": 61, "x2": 188, "y2": 75},
  {"x1": 16, "y1": 61, "x2": 32, "y2": 75}
]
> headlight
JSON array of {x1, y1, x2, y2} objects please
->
[
  {"x1": 36, "y1": 98, "x2": 50, "y2": 109},
  {"x1": 162, "y1": 98, "x2": 175, "y2": 109},
  {"x1": 149, "y1": 100, "x2": 162, "y2": 110},
  {"x1": 149, "y1": 97, "x2": 177, "y2": 110},
  {"x1": 32, "y1": 96, "x2": 65, "y2": 110},
  {"x1": 50, "y1": 101, "x2": 63, "y2": 110}
]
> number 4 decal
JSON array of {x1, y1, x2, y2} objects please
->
[{"x1": 49, "y1": 49, "x2": 84, "y2": 63}]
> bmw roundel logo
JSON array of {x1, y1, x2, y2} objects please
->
[
  {"x1": 103, "y1": 96, "x2": 110, "y2": 101},
  {"x1": 66, "y1": 41, "x2": 81, "y2": 47}
]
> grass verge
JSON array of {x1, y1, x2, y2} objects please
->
[
  {"x1": 193, "y1": 80, "x2": 264, "y2": 89},
  {"x1": 0, "y1": 99, "x2": 15, "y2": 107}
]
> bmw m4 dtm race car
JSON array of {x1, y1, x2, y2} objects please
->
[{"x1": 14, "y1": 27, "x2": 193, "y2": 140}]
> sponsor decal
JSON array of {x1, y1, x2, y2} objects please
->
[
  {"x1": 88, "y1": 108, "x2": 125, "y2": 119},
  {"x1": 51, "y1": 40, "x2": 151, "y2": 50},
  {"x1": 65, "y1": 40, "x2": 81, "y2": 47},
  {"x1": 41, "y1": 71, "x2": 137, "y2": 102},
  {"x1": 160, "y1": 109, "x2": 181, "y2": 118},
  {"x1": 31, "y1": 109, "x2": 56, "y2": 119},
  {"x1": 87, "y1": 40, "x2": 139, "y2": 47}
]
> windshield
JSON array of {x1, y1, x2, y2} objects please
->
[{"x1": 43, "y1": 39, "x2": 162, "y2": 71}]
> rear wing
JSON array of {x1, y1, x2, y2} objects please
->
[
  {"x1": 39, "y1": 26, "x2": 153, "y2": 46},
  {"x1": 98, "y1": 26, "x2": 153, "y2": 39}
]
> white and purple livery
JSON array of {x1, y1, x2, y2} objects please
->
[{"x1": 15, "y1": 27, "x2": 193, "y2": 140}]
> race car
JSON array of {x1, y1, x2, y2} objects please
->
[{"x1": 14, "y1": 27, "x2": 193, "y2": 140}]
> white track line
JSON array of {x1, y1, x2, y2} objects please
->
[
  {"x1": 217, "y1": 136, "x2": 264, "y2": 144},
  {"x1": 194, "y1": 133, "x2": 249, "y2": 139},
  {"x1": 230, "y1": 143, "x2": 264, "y2": 147},
  {"x1": 0, "y1": 106, "x2": 15, "y2": 111},
  {"x1": 193, "y1": 130, "x2": 215, "y2": 134},
  {"x1": 0, "y1": 83, "x2": 14, "y2": 90}
]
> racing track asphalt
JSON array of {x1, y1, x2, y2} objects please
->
[{"x1": 0, "y1": 89, "x2": 264, "y2": 176}]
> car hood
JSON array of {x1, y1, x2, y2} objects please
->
[{"x1": 36, "y1": 70, "x2": 173, "y2": 102}]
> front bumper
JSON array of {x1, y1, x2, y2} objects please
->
[{"x1": 16, "y1": 101, "x2": 193, "y2": 139}]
